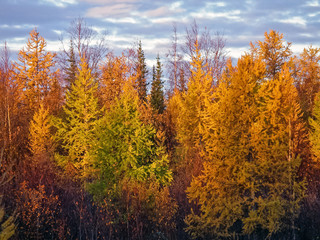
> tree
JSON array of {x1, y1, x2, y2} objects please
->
[
  {"x1": 168, "y1": 39, "x2": 213, "y2": 237},
  {"x1": 150, "y1": 55, "x2": 165, "y2": 114},
  {"x1": 14, "y1": 29, "x2": 59, "y2": 113},
  {"x1": 251, "y1": 64, "x2": 305, "y2": 238},
  {"x1": 251, "y1": 30, "x2": 292, "y2": 78},
  {"x1": 309, "y1": 91, "x2": 320, "y2": 163},
  {"x1": 295, "y1": 46, "x2": 320, "y2": 122},
  {"x1": 29, "y1": 104, "x2": 53, "y2": 158},
  {"x1": 89, "y1": 81, "x2": 173, "y2": 238},
  {"x1": 186, "y1": 47, "x2": 305, "y2": 239},
  {"x1": 59, "y1": 17, "x2": 108, "y2": 79},
  {"x1": 166, "y1": 23, "x2": 184, "y2": 93},
  {"x1": 0, "y1": 144, "x2": 15, "y2": 240},
  {"x1": 16, "y1": 181, "x2": 60, "y2": 240},
  {"x1": 64, "y1": 40, "x2": 77, "y2": 89},
  {"x1": 91, "y1": 82, "x2": 172, "y2": 196},
  {"x1": 175, "y1": 39, "x2": 212, "y2": 157},
  {"x1": 54, "y1": 57, "x2": 101, "y2": 179},
  {"x1": 182, "y1": 20, "x2": 227, "y2": 86},
  {"x1": 186, "y1": 54, "x2": 265, "y2": 239},
  {"x1": 0, "y1": 43, "x2": 24, "y2": 159},
  {"x1": 99, "y1": 52, "x2": 129, "y2": 109},
  {"x1": 135, "y1": 41, "x2": 148, "y2": 103}
]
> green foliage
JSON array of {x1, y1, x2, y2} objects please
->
[
  {"x1": 88, "y1": 84, "x2": 174, "y2": 238},
  {"x1": 54, "y1": 57, "x2": 101, "y2": 179},
  {"x1": 150, "y1": 55, "x2": 165, "y2": 114},
  {"x1": 90, "y1": 86, "x2": 172, "y2": 199},
  {"x1": 65, "y1": 40, "x2": 77, "y2": 89},
  {"x1": 135, "y1": 41, "x2": 148, "y2": 103}
]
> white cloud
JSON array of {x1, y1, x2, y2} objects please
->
[
  {"x1": 53, "y1": 29, "x2": 63, "y2": 35},
  {"x1": 103, "y1": 17, "x2": 138, "y2": 24},
  {"x1": 300, "y1": 33, "x2": 313, "y2": 38},
  {"x1": 144, "y1": 6, "x2": 172, "y2": 18},
  {"x1": 305, "y1": 0, "x2": 320, "y2": 7},
  {"x1": 79, "y1": 0, "x2": 140, "y2": 3},
  {"x1": 206, "y1": 2, "x2": 226, "y2": 8},
  {"x1": 41, "y1": 0, "x2": 76, "y2": 8},
  {"x1": 191, "y1": 9, "x2": 243, "y2": 21},
  {"x1": 279, "y1": 16, "x2": 307, "y2": 27},
  {"x1": 86, "y1": 3, "x2": 137, "y2": 17},
  {"x1": 308, "y1": 12, "x2": 320, "y2": 17},
  {"x1": 0, "y1": 24, "x2": 37, "y2": 29},
  {"x1": 291, "y1": 43, "x2": 311, "y2": 54},
  {"x1": 226, "y1": 46, "x2": 249, "y2": 59},
  {"x1": 143, "y1": 5, "x2": 185, "y2": 18},
  {"x1": 150, "y1": 16, "x2": 188, "y2": 24}
]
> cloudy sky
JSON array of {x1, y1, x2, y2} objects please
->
[{"x1": 1, "y1": 0, "x2": 320, "y2": 63}]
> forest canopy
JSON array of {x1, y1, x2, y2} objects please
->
[{"x1": 1, "y1": 19, "x2": 320, "y2": 240}]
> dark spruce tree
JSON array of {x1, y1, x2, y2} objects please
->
[
  {"x1": 65, "y1": 40, "x2": 77, "y2": 89},
  {"x1": 135, "y1": 41, "x2": 148, "y2": 103},
  {"x1": 150, "y1": 55, "x2": 165, "y2": 114}
]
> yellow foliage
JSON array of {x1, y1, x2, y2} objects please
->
[{"x1": 14, "y1": 28, "x2": 59, "y2": 113}]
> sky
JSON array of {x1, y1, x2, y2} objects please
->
[{"x1": 1, "y1": 0, "x2": 320, "y2": 65}]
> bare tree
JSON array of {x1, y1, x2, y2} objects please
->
[
  {"x1": 166, "y1": 23, "x2": 184, "y2": 94},
  {"x1": 58, "y1": 17, "x2": 108, "y2": 81},
  {"x1": 0, "y1": 42, "x2": 12, "y2": 144},
  {"x1": 181, "y1": 20, "x2": 227, "y2": 86}
]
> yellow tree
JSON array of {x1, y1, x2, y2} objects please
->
[
  {"x1": 14, "y1": 28, "x2": 59, "y2": 114},
  {"x1": 29, "y1": 104, "x2": 53, "y2": 159},
  {"x1": 16, "y1": 102, "x2": 61, "y2": 239},
  {"x1": 293, "y1": 47, "x2": 320, "y2": 238},
  {"x1": 250, "y1": 64, "x2": 306, "y2": 238},
  {"x1": 310, "y1": 92, "x2": 320, "y2": 164},
  {"x1": 186, "y1": 54, "x2": 265, "y2": 239},
  {"x1": 295, "y1": 46, "x2": 320, "y2": 122},
  {"x1": 251, "y1": 30, "x2": 292, "y2": 78},
  {"x1": 99, "y1": 52, "x2": 129, "y2": 109},
  {"x1": 186, "y1": 31, "x2": 306, "y2": 239},
  {"x1": 28, "y1": 103, "x2": 57, "y2": 188},
  {"x1": 176, "y1": 39, "x2": 212, "y2": 161},
  {"x1": 169, "y1": 39, "x2": 213, "y2": 231}
]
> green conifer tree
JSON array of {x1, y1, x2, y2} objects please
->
[
  {"x1": 150, "y1": 55, "x2": 165, "y2": 114},
  {"x1": 54, "y1": 57, "x2": 101, "y2": 179},
  {"x1": 90, "y1": 83, "x2": 172, "y2": 198},
  {"x1": 65, "y1": 40, "x2": 77, "y2": 89},
  {"x1": 89, "y1": 82, "x2": 173, "y2": 237},
  {"x1": 135, "y1": 41, "x2": 148, "y2": 103}
]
